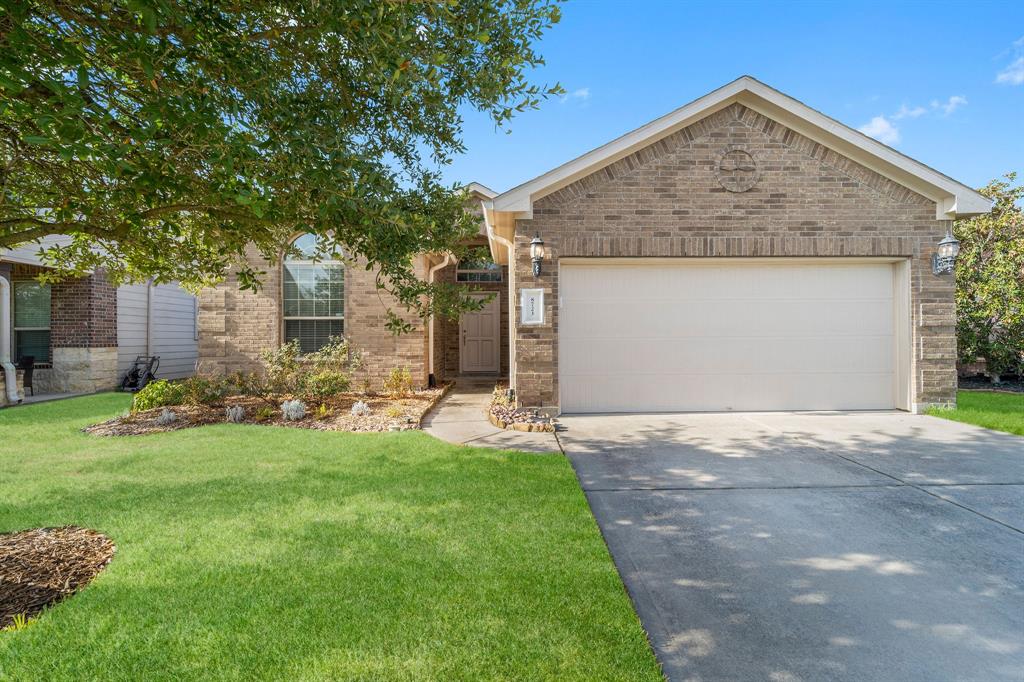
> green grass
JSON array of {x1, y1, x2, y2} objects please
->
[
  {"x1": 0, "y1": 395, "x2": 660, "y2": 681},
  {"x1": 927, "y1": 390, "x2": 1024, "y2": 436}
]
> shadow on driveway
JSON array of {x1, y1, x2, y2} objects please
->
[{"x1": 559, "y1": 411, "x2": 1024, "y2": 681}]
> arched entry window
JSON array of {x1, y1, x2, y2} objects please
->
[{"x1": 282, "y1": 234, "x2": 344, "y2": 352}]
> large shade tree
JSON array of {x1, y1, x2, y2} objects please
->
[
  {"x1": 954, "y1": 173, "x2": 1024, "y2": 379},
  {"x1": 0, "y1": 1, "x2": 562, "y2": 329}
]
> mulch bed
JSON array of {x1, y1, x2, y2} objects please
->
[
  {"x1": 959, "y1": 376, "x2": 1024, "y2": 394},
  {"x1": 85, "y1": 388, "x2": 449, "y2": 437},
  {"x1": 1, "y1": 526, "x2": 116, "y2": 629}
]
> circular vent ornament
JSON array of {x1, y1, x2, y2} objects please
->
[{"x1": 715, "y1": 146, "x2": 760, "y2": 192}]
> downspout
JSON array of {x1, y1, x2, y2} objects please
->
[
  {"x1": 481, "y1": 201, "x2": 516, "y2": 392},
  {"x1": 427, "y1": 252, "x2": 454, "y2": 388},
  {"x1": 145, "y1": 278, "x2": 154, "y2": 356},
  {"x1": 0, "y1": 274, "x2": 21, "y2": 403}
]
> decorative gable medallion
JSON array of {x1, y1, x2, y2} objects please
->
[{"x1": 715, "y1": 145, "x2": 760, "y2": 192}]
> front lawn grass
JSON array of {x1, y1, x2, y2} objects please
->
[
  {"x1": 926, "y1": 390, "x2": 1024, "y2": 436},
  {"x1": 0, "y1": 394, "x2": 660, "y2": 681}
]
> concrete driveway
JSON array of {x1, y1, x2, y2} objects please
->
[{"x1": 558, "y1": 411, "x2": 1024, "y2": 681}]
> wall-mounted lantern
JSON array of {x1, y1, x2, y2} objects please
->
[
  {"x1": 931, "y1": 229, "x2": 960, "y2": 276},
  {"x1": 530, "y1": 233, "x2": 545, "y2": 277}
]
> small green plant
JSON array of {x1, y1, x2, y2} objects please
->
[
  {"x1": 384, "y1": 405, "x2": 405, "y2": 419},
  {"x1": 8, "y1": 613, "x2": 31, "y2": 631},
  {"x1": 302, "y1": 370, "x2": 351, "y2": 401},
  {"x1": 253, "y1": 406, "x2": 274, "y2": 422},
  {"x1": 360, "y1": 378, "x2": 373, "y2": 395},
  {"x1": 131, "y1": 380, "x2": 185, "y2": 412},
  {"x1": 315, "y1": 403, "x2": 332, "y2": 420},
  {"x1": 383, "y1": 367, "x2": 413, "y2": 399}
]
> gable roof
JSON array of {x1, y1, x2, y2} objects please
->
[{"x1": 488, "y1": 76, "x2": 991, "y2": 222}]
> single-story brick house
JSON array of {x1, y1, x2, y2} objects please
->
[
  {"x1": 197, "y1": 77, "x2": 990, "y2": 414},
  {"x1": 1, "y1": 236, "x2": 198, "y2": 405}
]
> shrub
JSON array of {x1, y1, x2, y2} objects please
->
[
  {"x1": 384, "y1": 405, "x2": 404, "y2": 419},
  {"x1": 351, "y1": 400, "x2": 371, "y2": 417},
  {"x1": 155, "y1": 408, "x2": 178, "y2": 425},
  {"x1": 304, "y1": 337, "x2": 362, "y2": 375},
  {"x1": 301, "y1": 370, "x2": 351, "y2": 401},
  {"x1": 225, "y1": 405, "x2": 245, "y2": 423},
  {"x1": 253, "y1": 406, "x2": 274, "y2": 422},
  {"x1": 383, "y1": 367, "x2": 413, "y2": 398},
  {"x1": 281, "y1": 399, "x2": 306, "y2": 421},
  {"x1": 259, "y1": 340, "x2": 302, "y2": 395},
  {"x1": 314, "y1": 403, "x2": 332, "y2": 420},
  {"x1": 131, "y1": 380, "x2": 185, "y2": 412},
  {"x1": 179, "y1": 376, "x2": 230, "y2": 406}
]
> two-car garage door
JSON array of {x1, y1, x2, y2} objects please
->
[{"x1": 559, "y1": 260, "x2": 907, "y2": 413}]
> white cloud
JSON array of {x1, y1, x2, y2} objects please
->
[
  {"x1": 996, "y1": 56, "x2": 1024, "y2": 85},
  {"x1": 858, "y1": 115, "x2": 900, "y2": 145},
  {"x1": 892, "y1": 104, "x2": 927, "y2": 120},
  {"x1": 560, "y1": 87, "x2": 590, "y2": 104},
  {"x1": 932, "y1": 95, "x2": 967, "y2": 115},
  {"x1": 996, "y1": 36, "x2": 1024, "y2": 85}
]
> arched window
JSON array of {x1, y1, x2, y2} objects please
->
[{"x1": 282, "y1": 234, "x2": 344, "y2": 353}]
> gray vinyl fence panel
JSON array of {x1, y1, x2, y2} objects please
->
[{"x1": 116, "y1": 282, "x2": 197, "y2": 381}]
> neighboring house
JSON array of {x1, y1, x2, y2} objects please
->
[
  {"x1": 0, "y1": 237, "x2": 198, "y2": 405},
  {"x1": 196, "y1": 76, "x2": 990, "y2": 414}
]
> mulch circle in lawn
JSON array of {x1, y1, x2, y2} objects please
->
[{"x1": 0, "y1": 526, "x2": 116, "y2": 629}]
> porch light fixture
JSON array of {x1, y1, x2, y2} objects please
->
[
  {"x1": 931, "y1": 229, "x2": 960, "y2": 276},
  {"x1": 530, "y1": 233, "x2": 545, "y2": 277}
]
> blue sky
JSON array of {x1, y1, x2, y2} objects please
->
[{"x1": 444, "y1": 1, "x2": 1024, "y2": 194}]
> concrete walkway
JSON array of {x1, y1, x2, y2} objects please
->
[{"x1": 422, "y1": 379, "x2": 560, "y2": 453}]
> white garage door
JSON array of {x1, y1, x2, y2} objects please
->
[{"x1": 559, "y1": 260, "x2": 901, "y2": 413}]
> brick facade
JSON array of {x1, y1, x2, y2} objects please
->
[
  {"x1": 512, "y1": 103, "x2": 956, "y2": 412},
  {"x1": 50, "y1": 272, "x2": 118, "y2": 348},
  {"x1": 198, "y1": 245, "x2": 430, "y2": 388}
]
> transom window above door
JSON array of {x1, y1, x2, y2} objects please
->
[
  {"x1": 456, "y1": 255, "x2": 502, "y2": 283},
  {"x1": 282, "y1": 234, "x2": 343, "y2": 353}
]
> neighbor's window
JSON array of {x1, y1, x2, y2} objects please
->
[
  {"x1": 456, "y1": 255, "x2": 502, "y2": 283},
  {"x1": 14, "y1": 281, "x2": 51, "y2": 364},
  {"x1": 282, "y1": 234, "x2": 344, "y2": 353}
]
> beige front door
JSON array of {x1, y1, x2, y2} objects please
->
[{"x1": 459, "y1": 294, "x2": 500, "y2": 373}]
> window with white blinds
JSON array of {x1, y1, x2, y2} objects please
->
[{"x1": 282, "y1": 234, "x2": 344, "y2": 353}]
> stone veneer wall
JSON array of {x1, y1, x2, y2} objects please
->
[
  {"x1": 512, "y1": 102, "x2": 956, "y2": 413},
  {"x1": 198, "y1": 245, "x2": 430, "y2": 388}
]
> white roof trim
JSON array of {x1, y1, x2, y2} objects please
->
[
  {"x1": 466, "y1": 182, "x2": 497, "y2": 199},
  {"x1": 490, "y1": 76, "x2": 991, "y2": 221}
]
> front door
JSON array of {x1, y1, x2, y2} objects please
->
[{"x1": 459, "y1": 295, "x2": 500, "y2": 373}]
